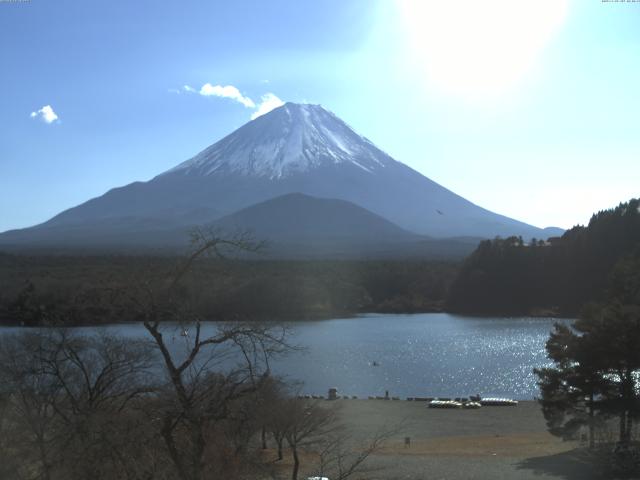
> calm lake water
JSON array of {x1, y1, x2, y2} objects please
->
[{"x1": 0, "y1": 313, "x2": 570, "y2": 400}]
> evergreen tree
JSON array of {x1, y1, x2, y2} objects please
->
[{"x1": 536, "y1": 249, "x2": 640, "y2": 447}]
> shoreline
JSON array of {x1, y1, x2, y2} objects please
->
[
  {"x1": 324, "y1": 399, "x2": 597, "y2": 480},
  {"x1": 0, "y1": 309, "x2": 575, "y2": 328}
]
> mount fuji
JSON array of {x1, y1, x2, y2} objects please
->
[{"x1": 0, "y1": 103, "x2": 562, "y2": 255}]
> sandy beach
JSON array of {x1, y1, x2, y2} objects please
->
[{"x1": 273, "y1": 399, "x2": 611, "y2": 480}]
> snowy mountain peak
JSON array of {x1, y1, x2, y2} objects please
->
[{"x1": 163, "y1": 102, "x2": 394, "y2": 179}]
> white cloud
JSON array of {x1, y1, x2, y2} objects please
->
[
  {"x1": 30, "y1": 105, "x2": 59, "y2": 124},
  {"x1": 198, "y1": 83, "x2": 255, "y2": 108},
  {"x1": 178, "y1": 82, "x2": 284, "y2": 119},
  {"x1": 250, "y1": 93, "x2": 285, "y2": 120}
]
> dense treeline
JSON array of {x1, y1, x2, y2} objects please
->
[
  {"x1": 447, "y1": 198, "x2": 640, "y2": 316},
  {"x1": 0, "y1": 254, "x2": 458, "y2": 326}
]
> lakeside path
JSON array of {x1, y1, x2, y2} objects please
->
[{"x1": 329, "y1": 399, "x2": 604, "y2": 480}]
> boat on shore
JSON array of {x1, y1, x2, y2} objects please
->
[
  {"x1": 479, "y1": 398, "x2": 518, "y2": 406},
  {"x1": 428, "y1": 400, "x2": 463, "y2": 409}
]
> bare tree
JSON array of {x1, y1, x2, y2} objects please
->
[
  {"x1": 0, "y1": 329, "x2": 159, "y2": 480},
  {"x1": 282, "y1": 400, "x2": 340, "y2": 480},
  {"x1": 123, "y1": 228, "x2": 292, "y2": 480},
  {"x1": 0, "y1": 331, "x2": 62, "y2": 480},
  {"x1": 0, "y1": 238, "x2": 400, "y2": 480},
  {"x1": 253, "y1": 375, "x2": 292, "y2": 460},
  {"x1": 311, "y1": 424, "x2": 403, "y2": 480},
  {"x1": 277, "y1": 398, "x2": 402, "y2": 480}
]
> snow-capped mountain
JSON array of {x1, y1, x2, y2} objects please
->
[
  {"x1": 0, "y1": 102, "x2": 563, "y2": 253},
  {"x1": 165, "y1": 103, "x2": 391, "y2": 179}
]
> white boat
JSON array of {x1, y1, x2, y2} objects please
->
[
  {"x1": 479, "y1": 398, "x2": 518, "y2": 406},
  {"x1": 428, "y1": 400, "x2": 463, "y2": 409}
]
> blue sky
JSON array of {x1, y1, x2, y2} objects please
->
[{"x1": 1, "y1": 0, "x2": 639, "y2": 232}]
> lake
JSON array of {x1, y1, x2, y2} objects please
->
[{"x1": 0, "y1": 313, "x2": 570, "y2": 400}]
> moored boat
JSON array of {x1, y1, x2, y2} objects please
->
[
  {"x1": 428, "y1": 399, "x2": 463, "y2": 409},
  {"x1": 479, "y1": 398, "x2": 518, "y2": 406}
]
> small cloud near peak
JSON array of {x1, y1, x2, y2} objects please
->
[
  {"x1": 251, "y1": 93, "x2": 284, "y2": 120},
  {"x1": 178, "y1": 82, "x2": 284, "y2": 119}
]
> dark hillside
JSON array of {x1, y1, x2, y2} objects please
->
[{"x1": 446, "y1": 198, "x2": 640, "y2": 316}]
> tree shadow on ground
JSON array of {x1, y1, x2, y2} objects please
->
[{"x1": 516, "y1": 448, "x2": 607, "y2": 480}]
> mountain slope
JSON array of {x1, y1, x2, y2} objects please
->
[
  {"x1": 0, "y1": 103, "x2": 560, "y2": 250},
  {"x1": 212, "y1": 193, "x2": 480, "y2": 259},
  {"x1": 0, "y1": 193, "x2": 480, "y2": 259},
  {"x1": 214, "y1": 193, "x2": 418, "y2": 242}
]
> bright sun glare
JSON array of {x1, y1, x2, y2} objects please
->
[{"x1": 398, "y1": 0, "x2": 569, "y2": 99}]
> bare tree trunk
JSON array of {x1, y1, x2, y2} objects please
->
[
  {"x1": 261, "y1": 426, "x2": 267, "y2": 450},
  {"x1": 620, "y1": 371, "x2": 634, "y2": 445},
  {"x1": 37, "y1": 434, "x2": 52, "y2": 480},
  {"x1": 625, "y1": 371, "x2": 633, "y2": 445},
  {"x1": 588, "y1": 392, "x2": 595, "y2": 449},
  {"x1": 161, "y1": 416, "x2": 190, "y2": 480},
  {"x1": 625, "y1": 409, "x2": 633, "y2": 444},
  {"x1": 291, "y1": 445, "x2": 300, "y2": 480},
  {"x1": 619, "y1": 410, "x2": 627, "y2": 444},
  {"x1": 190, "y1": 422, "x2": 206, "y2": 480}
]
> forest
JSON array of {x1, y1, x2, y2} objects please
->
[
  {"x1": 0, "y1": 252, "x2": 458, "y2": 326},
  {"x1": 446, "y1": 198, "x2": 640, "y2": 317}
]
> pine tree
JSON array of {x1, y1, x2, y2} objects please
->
[{"x1": 536, "y1": 249, "x2": 640, "y2": 447}]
